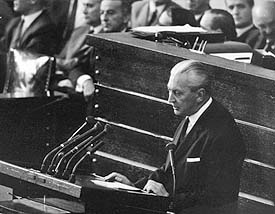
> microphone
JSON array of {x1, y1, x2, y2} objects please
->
[
  {"x1": 40, "y1": 116, "x2": 92, "y2": 173},
  {"x1": 45, "y1": 120, "x2": 103, "y2": 174},
  {"x1": 54, "y1": 124, "x2": 110, "y2": 178},
  {"x1": 165, "y1": 142, "x2": 177, "y2": 211},
  {"x1": 68, "y1": 141, "x2": 105, "y2": 183}
]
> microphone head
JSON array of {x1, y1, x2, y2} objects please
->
[
  {"x1": 86, "y1": 116, "x2": 95, "y2": 124},
  {"x1": 104, "y1": 124, "x2": 112, "y2": 133},
  {"x1": 166, "y1": 142, "x2": 176, "y2": 151}
]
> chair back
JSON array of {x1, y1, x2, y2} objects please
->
[{"x1": 3, "y1": 49, "x2": 55, "y2": 97}]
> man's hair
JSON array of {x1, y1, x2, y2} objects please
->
[
  {"x1": 203, "y1": 9, "x2": 237, "y2": 41},
  {"x1": 102, "y1": 0, "x2": 131, "y2": 15},
  {"x1": 225, "y1": 0, "x2": 254, "y2": 8},
  {"x1": 171, "y1": 60, "x2": 213, "y2": 95}
]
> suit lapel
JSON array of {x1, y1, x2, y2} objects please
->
[{"x1": 65, "y1": 25, "x2": 90, "y2": 59}]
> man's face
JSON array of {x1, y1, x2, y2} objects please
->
[
  {"x1": 167, "y1": 71, "x2": 200, "y2": 117},
  {"x1": 253, "y1": 8, "x2": 275, "y2": 43},
  {"x1": 226, "y1": 0, "x2": 252, "y2": 28},
  {"x1": 13, "y1": 0, "x2": 33, "y2": 14},
  {"x1": 182, "y1": 0, "x2": 210, "y2": 14},
  {"x1": 100, "y1": 0, "x2": 127, "y2": 32},
  {"x1": 82, "y1": 0, "x2": 101, "y2": 26}
]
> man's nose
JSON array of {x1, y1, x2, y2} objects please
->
[{"x1": 168, "y1": 92, "x2": 175, "y2": 103}]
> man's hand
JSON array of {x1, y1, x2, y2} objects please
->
[
  {"x1": 104, "y1": 172, "x2": 134, "y2": 186},
  {"x1": 143, "y1": 180, "x2": 169, "y2": 196},
  {"x1": 82, "y1": 79, "x2": 95, "y2": 101}
]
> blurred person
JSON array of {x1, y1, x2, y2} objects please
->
[
  {"x1": 181, "y1": 0, "x2": 211, "y2": 23},
  {"x1": 200, "y1": 9, "x2": 237, "y2": 41},
  {"x1": 0, "y1": 0, "x2": 57, "y2": 56},
  {"x1": 100, "y1": 0, "x2": 131, "y2": 32},
  {"x1": 252, "y1": 0, "x2": 275, "y2": 52},
  {"x1": 104, "y1": 60, "x2": 246, "y2": 214},
  {"x1": 0, "y1": 0, "x2": 13, "y2": 39},
  {"x1": 55, "y1": 0, "x2": 102, "y2": 101},
  {"x1": 225, "y1": 0, "x2": 261, "y2": 48},
  {"x1": 131, "y1": 0, "x2": 198, "y2": 28}
]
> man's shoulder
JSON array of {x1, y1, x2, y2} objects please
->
[{"x1": 132, "y1": 0, "x2": 149, "y2": 10}]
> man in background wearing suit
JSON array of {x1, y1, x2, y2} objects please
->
[
  {"x1": 131, "y1": 0, "x2": 197, "y2": 28},
  {"x1": 225, "y1": 0, "x2": 261, "y2": 49},
  {"x1": 56, "y1": 0, "x2": 102, "y2": 101},
  {"x1": 252, "y1": 0, "x2": 275, "y2": 53},
  {"x1": 100, "y1": 0, "x2": 131, "y2": 33},
  {"x1": 0, "y1": 0, "x2": 57, "y2": 56},
  {"x1": 105, "y1": 60, "x2": 246, "y2": 214}
]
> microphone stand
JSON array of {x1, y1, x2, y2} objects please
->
[
  {"x1": 40, "y1": 116, "x2": 96, "y2": 173},
  {"x1": 68, "y1": 141, "x2": 105, "y2": 183},
  {"x1": 166, "y1": 143, "x2": 177, "y2": 213},
  {"x1": 46, "y1": 121, "x2": 103, "y2": 174},
  {"x1": 54, "y1": 124, "x2": 110, "y2": 178}
]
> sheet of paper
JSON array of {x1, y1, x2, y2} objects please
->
[{"x1": 90, "y1": 179, "x2": 142, "y2": 192}]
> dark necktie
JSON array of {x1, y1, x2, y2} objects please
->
[
  {"x1": 177, "y1": 117, "x2": 190, "y2": 146},
  {"x1": 10, "y1": 18, "x2": 24, "y2": 49},
  {"x1": 63, "y1": 0, "x2": 78, "y2": 40},
  {"x1": 148, "y1": 9, "x2": 157, "y2": 26}
]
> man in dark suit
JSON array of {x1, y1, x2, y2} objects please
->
[
  {"x1": 105, "y1": 60, "x2": 246, "y2": 213},
  {"x1": 55, "y1": 0, "x2": 102, "y2": 101},
  {"x1": 131, "y1": 0, "x2": 198, "y2": 28},
  {"x1": 0, "y1": 0, "x2": 57, "y2": 56},
  {"x1": 225, "y1": 0, "x2": 262, "y2": 49}
]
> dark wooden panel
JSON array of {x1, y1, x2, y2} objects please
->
[
  {"x1": 240, "y1": 162, "x2": 275, "y2": 201},
  {"x1": 238, "y1": 123, "x2": 275, "y2": 166},
  {"x1": 99, "y1": 126, "x2": 167, "y2": 168},
  {"x1": 94, "y1": 84, "x2": 179, "y2": 137},
  {"x1": 0, "y1": 96, "x2": 86, "y2": 168},
  {"x1": 89, "y1": 33, "x2": 275, "y2": 129},
  {"x1": 94, "y1": 85, "x2": 275, "y2": 166},
  {"x1": 93, "y1": 155, "x2": 152, "y2": 182}
]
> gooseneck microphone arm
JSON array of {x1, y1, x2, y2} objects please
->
[
  {"x1": 46, "y1": 121, "x2": 103, "y2": 174},
  {"x1": 68, "y1": 141, "x2": 105, "y2": 183},
  {"x1": 40, "y1": 116, "x2": 96, "y2": 173},
  {"x1": 54, "y1": 124, "x2": 109, "y2": 178},
  {"x1": 166, "y1": 142, "x2": 177, "y2": 211}
]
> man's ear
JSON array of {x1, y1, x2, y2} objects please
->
[{"x1": 196, "y1": 88, "x2": 206, "y2": 102}]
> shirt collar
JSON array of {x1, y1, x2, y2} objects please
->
[
  {"x1": 236, "y1": 24, "x2": 254, "y2": 38},
  {"x1": 186, "y1": 97, "x2": 213, "y2": 134}
]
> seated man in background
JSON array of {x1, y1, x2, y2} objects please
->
[
  {"x1": 105, "y1": 60, "x2": 246, "y2": 214},
  {"x1": 225, "y1": 0, "x2": 261, "y2": 49},
  {"x1": 200, "y1": 9, "x2": 237, "y2": 41},
  {"x1": 252, "y1": 0, "x2": 275, "y2": 53},
  {"x1": 131, "y1": 0, "x2": 197, "y2": 28},
  {"x1": 100, "y1": 0, "x2": 131, "y2": 33},
  {"x1": 0, "y1": 0, "x2": 57, "y2": 56},
  {"x1": 181, "y1": 0, "x2": 211, "y2": 23},
  {"x1": 55, "y1": 0, "x2": 102, "y2": 101}
]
